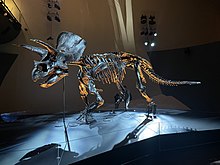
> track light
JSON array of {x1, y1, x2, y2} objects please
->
[
  {"x1": 144, "y1": 41, "x2": 148, "y2": 46},
  {"x1": 47, "y1": 15, "x2": 52, "y2": 21},
  {"x1": 47, "y1": 12, "x2": 52, "y2": 21},
  {"x1": 54, "y1": 15, "x2": 60, "y2": 22},
  {"x1": 149, "y1": 15, "x2": 156, "y2": 25},
  {"x1": 140, "y1": 15, "x2": 147, "y2": 24},
  {"x1": 150, "y1": 42, "x2": 155, "y2": 47},
  {"x1": 47, "y1": 12, "x2": 60, "y2": 22},
  {"x1": 140, "y1": 27, "x2": 148, "y2": 36},
  {"x1": 48, "y1": 0, "x2": 60, "y2": 10},
  {"x1": 48, "y1": 0, "x2": 52, "y2": 8},
  {"x1": 54, "y1": 12, "x2": 60, "y2": 22},
  {"x1": 54, "y1": 1, "x2": 60, "y2": 10},
  {"x1": 47, "y1": 0, "x2": 61, "y2": 22},
  {"x1": 144, "y1": 41, "x2": 156, "y2": 47},
  {"x1": 140, "y1": 14, "x2": 157, "y2": 48}
]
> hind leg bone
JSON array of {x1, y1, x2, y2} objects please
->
[{"x1": 134, "y1": 61, "x2": 153, "y2": 104}]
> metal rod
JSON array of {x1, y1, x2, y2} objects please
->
[{"x1": 62, "y1": 77, "x2": 71, "y2": 151}]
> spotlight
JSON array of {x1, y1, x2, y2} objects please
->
[
  {"x1": 54, "y1": 1, "x2": 60, "y2": 10},
  {"x1": 140, "y1": 15, "x2": 147, "y2": 24},
  {"x1": 149, "y1": 15, "x2": 156, "y2": 25},
  {"x1": 48, "y1": 0, "x2": 52, "y2": 8},
  {"x1": 149, "y1": 15, "x2": 155, "y2": 20},
  {"x1": 150, "y1": 42, "x2": 155, "y2": 47},
  {"x1": 55, "y1": 16, "x2": 60, "y2": 22},
  {"x1": 154, "y1": 32, "x2": 157, "y2": 37},
  {"x1": 47, "y1": 12, "x2": 52, "y2": 21},
  {"x1": 54, "y1": 12, "x2": 60, "y2": 22},
  {"x1": 46, "y1": 12, "x2": 61, "y2": 22},
  {"x1": 144, "y1": 41, "x2": 148, "y2": 46},
  {"x1": 140, "y1": 27, "x2": 148, "y2": 36},
  {"x1": 47, "y1": 15, "x2": 52, "y2": 21}
]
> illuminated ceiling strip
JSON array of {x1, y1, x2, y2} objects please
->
[
  {"x1": 108, "y1": 0, "x2": 136, "y2": 53},
  {"x1": 125, "y1": 0, "x2": 135, "y2": 52},
  {"x1": 108, "y1": 0, "x2": 122, "y2": 51},
  {"x1": 114, "y1": 0, "x2": 128, "y2": 50}
]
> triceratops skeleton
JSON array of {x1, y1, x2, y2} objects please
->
[{"x1": 21, "y1": 31, "x2": 200, "y2": 123}]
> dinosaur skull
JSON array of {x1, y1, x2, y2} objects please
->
[{"x1": 22, "y1": 32, "x2": 86, "y2": 88}]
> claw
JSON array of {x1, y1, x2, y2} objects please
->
[{"x1": 76, "y1": 110, "x2": 95, "y2": 124}]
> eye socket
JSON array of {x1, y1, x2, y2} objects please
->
[{"x1": 38, "y1": 63, "x2": 48, "y2": 72}]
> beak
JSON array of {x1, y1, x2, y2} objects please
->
[{"x1": 40, "y1": 73, "x2": 68, "y2": 88}]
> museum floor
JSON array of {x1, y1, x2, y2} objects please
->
[{"x1": 1, "y1": 108, "x2": 220, "y2": 165}]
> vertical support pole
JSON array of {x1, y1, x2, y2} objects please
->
[
  {"x1": 158, "y1": 122, "x2": 161, "y2": 152},
  {"x1": 62, "y1": 77, "x2": 71, "y2": 151}
]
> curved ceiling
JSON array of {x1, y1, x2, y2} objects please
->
[{"x1": 5, "y1": 0, "x2": 220, "y2": 53}]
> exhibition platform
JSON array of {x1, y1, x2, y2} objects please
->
[{"x1": 1, "y1": 108, "x2": 220, "y2": 165}]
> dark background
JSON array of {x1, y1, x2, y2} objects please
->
[{"x1": 149, "y1": 41, "x2": 220, "y2": 113}]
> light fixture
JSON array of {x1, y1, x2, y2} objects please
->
[
  {"x1": 47, "y1": 12, "x2": 52, "y2": 21},
  {"x1": 48, "y1": 0, "x2": 60, "y2": 10},
  {"x1": 140, "y1": 14, "x2": 157, "y2": 48},
  {"x1": 140, "y1": 30, "x2": 148, "y2": 36},
  {"x1": 54, "y1": 12, "x2": 60, "y2": 22},
  {"x1": 48, "y1": 0, "x2": 52, "y2": 8},
  {"x1": 150, "y1": 42, "x2": 155, "y2": 47},
  {"x1": 47, "y1": 12, "x2": 60, "y2": 22},
  {"x1": 149, "y1": 15, "x2": 156, "y2": 25},
  {"x1": 47, "y1": 0, "x2": 61, "y2": 22},
  {"x1": 140, "y1": 15, "x2": 147, "y2": 24},
  {"x1": 54, "y1": 0, "x2": 60, "y2": 10}
]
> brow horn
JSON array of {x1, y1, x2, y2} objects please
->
[
  {"x1": 21, "y1": 44, "x2": 48, "y2": 57},
  {"x1": 30, "y1": 39, "x2": 57, "y2": 55}
]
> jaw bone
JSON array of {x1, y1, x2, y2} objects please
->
[{"x1": 40, "y1": 73, "x2": 68, "y2": 88}]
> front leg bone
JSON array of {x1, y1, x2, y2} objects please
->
[{"x1": 77, "y1": 77, "x2": 104, "y2": 123}]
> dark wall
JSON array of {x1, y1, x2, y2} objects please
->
[
  {"x1": 149, "y1": 42, "x2": 220, "y2": 112},
  {"x1": 0, "y1": 52, "x2": 17, "y2": 85}
]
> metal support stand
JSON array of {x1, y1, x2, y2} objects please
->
[{"x1": 62, "y1": 77, "x2": 71, "y2": 151}]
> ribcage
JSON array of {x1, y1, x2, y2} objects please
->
[{"x1": 82, "y1": 53, "x2": 126, "y2": 84}]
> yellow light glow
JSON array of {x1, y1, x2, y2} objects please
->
[{"x1": 4, "y1": 0, "x2": 20, "y2": 21}]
